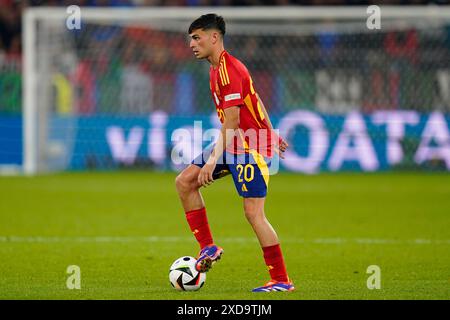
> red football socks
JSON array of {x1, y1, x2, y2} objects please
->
[
  {"x1": 262, "y1": 244, "x2": 289, "y2": 282},
  {"x1": 185, "y1": 207, "x2": 213, "y2": 249}
]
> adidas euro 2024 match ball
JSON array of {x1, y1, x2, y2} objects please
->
[{"x1": 169, "y1": 256, "x2": 206, "y2": 291}]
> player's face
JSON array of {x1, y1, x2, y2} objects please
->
[{"x1": 189, "y1": 29, "x2": 214, "y2": 59}]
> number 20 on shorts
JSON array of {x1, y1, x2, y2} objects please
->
[{"x1": 237, "y1": 164, "x2": 254, "y2": 182}]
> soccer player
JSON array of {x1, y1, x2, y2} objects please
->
[{"x1": 175, "y1": 13, "x2": 294, "y2": 292}]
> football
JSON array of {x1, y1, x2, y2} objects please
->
[{"x1": 169, "y1": 256, "x2": 206, "y2": 291}]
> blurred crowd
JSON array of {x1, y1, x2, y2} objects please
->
[
  {"x1": 0, "y1": 0, "x2": 447, "y2": 57},
  {"x1": 0, "y1": 0, "x2": 448, "y2": 115}
]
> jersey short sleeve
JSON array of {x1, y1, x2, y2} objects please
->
[{"x1": 218, "y1": 57, "x2": 244, "y2": 109}]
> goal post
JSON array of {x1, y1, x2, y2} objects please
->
[{"x1": 22, "y1": 6, "x2": 450, "y2": 175}]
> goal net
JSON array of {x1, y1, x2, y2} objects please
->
[{"x1": 23, "y1": 6, "x2": 450, "y2": 174}]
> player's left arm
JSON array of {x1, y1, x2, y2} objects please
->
[
  {"x1": 256, "y1": 93, "x2": 289, "y2": 158},
  {"x1": 198, "y1": 106, "x2": 240, "y2": 187}
]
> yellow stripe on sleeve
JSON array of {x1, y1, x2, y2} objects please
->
[
  {"x1": 218, "y1": 66, "x2": 226, "y2": 86},
  {"x1": 222, "y1": 58, "x2": 230, "y2": 84}
]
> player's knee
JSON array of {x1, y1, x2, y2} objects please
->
[
  {"x1": 175, "y1": 173, "x2": 189, "y2": 193},
  {"x1": 175, "y1": 171, "x2": 197, "y2": 194},
  {"x1": 243, "y1": 204, "x2": 264, "y2": 224}
]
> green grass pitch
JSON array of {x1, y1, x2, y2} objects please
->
[{"x1": 0, "y1": 171, "x2": 449, "y2": 300}]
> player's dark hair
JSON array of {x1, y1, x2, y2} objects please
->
[{"x1": 188, "y1": 14, "x2": 226, "y2": 36}]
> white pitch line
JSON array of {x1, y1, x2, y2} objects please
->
[{"x1": 0, "y1": 236, "x2": 449, "y2": 245}]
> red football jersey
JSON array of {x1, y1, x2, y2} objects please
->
[{"x1": 209, "y1": 50, "x2": 274, "y2": 157}]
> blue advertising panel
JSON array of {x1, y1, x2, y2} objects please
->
[
  {"x1": 67, "y1": 111, "x2": 450, "y2": 172},
  {"x1": 1, "y1": 111, "x2": 449, "y2": 172},
  {"x1": 0, "y1": 115, "x2": 22, "y2": 165}
]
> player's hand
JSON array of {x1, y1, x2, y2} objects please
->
[
  {"x1": 276, "y1": 136, "x2": 289, "y2": 159},
  {"x1": 198, "y1": 161, "x2": 216, "y2": 187}
]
